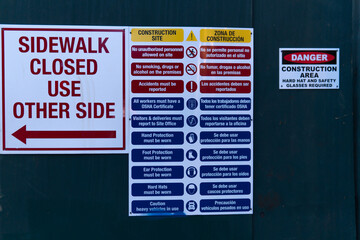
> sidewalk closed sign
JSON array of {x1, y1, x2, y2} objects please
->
[
  {"x1": 1, "y1": 26, "x2": 126, "y2": 152},
  {"x1": 0, "y1": 25, "x2": 254, "y2": 217}
]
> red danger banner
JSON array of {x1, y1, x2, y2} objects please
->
[{"x1": 281, "y1": 50, "x2": 337, "y2": 65}]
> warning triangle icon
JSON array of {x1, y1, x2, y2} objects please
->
[{"x1": 186, "y1": 31, "x2": 197, "y2": 41}]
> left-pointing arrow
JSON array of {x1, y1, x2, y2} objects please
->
[{"x1": 12, "y1": 125, "x2": 116, "y2": 144}]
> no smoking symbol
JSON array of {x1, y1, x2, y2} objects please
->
[
  {"x1": 186, "y1": 46, "x2": 198, "y2": 58},
  {"x1": 186, "y1": 64, "x2": 197, "y2": 75}
]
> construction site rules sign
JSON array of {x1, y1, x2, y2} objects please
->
[
  {"x1": 128, "y1": 27, "x2": 253, "y2": 216},
  {"x1": 279, "y1": 48, "x2": 340, "y2": 89},
  {"x1": 1, "y1": 26, "x2": 126, "y2": 153}
]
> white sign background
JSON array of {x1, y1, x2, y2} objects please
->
[
  {"x1": 1, "y1": 26, "x2": 127, "y2": 153},
  {"x1": 128, "y1": 27, "x2": 254, "y2": 216},
  {"x1": 279, "y1": 48, "x2": 340, "y2": 89}
]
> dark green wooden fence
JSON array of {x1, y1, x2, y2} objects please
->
[{"x1": 0, "y1": 0, "x2": 358, "y2": 239}]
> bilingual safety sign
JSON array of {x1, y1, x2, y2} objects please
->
[
  {"x1": 129, "y1": 27, "x2": 253, "y2": 216},
  {"x1": 1, "y1": 26, "x2": 126, "y2": 153},
  {"x1": 279, "y1": 48, "x2": 339, "y2": 89}
]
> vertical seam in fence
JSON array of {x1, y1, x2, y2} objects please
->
[{"x1": 352, "y1": 0, "x2": 359, "y2": 239}]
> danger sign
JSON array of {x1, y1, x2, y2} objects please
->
[
  {"x1": 279, "y1": 48, "x2": 340, "y2": 89},
  {"x1": 1, "y1": 26, "x2": 126, "y2": 152}
]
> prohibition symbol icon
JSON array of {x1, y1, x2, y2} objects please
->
[
  {"x1": 186, "y1": 64, "x2": 197, "y2": 75},
  {"x1": 186, "y1": 46, "x2": 198, "y2": 58}
]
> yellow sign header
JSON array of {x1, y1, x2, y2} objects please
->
[
  {"x1": 200, "y1": 29, "x2": 251, "y2": 43},
  {"x1": 131, "y1": 28, "x2": 184, "y2": 42}
]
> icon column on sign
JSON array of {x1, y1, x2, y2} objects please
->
[
  {"x1": 186, "y1": 81, "x2": 198, "y2": 93},
  {"x1": 186, "y1": 132, "x2": 198, "y2": 144},
  {"x1": 186, "y1": 200, "x2": 197, "y2": 212},
  {"x1": 186, "y1": 166, "x2": 198, "y2": 178},
  {"x1": 186, "y1": 149, "x2": 197, "y2": 161},
  {"x1": 186, "y1": 64, "x2": 197, "y2": 75},
  {"x1": 186, "y1": 46, "x2": 198, "y2": 58},
  {"x1": 186, "y1": 98, "x2": 198, "y2": 110},
  {"x1": 185, "y1": 63, "x2": 197, "y2": 93},
  {"x1": 186, "y1": 115, "x2": 198, "y2": 127},
  {"x1": 186, "y1": 31, "x2": 198, "y2": 41},
  {"x1": 186, "y1": 183, "x2": 198, "y2": 195}
]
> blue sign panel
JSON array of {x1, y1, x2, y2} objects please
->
[
  {"x1": 132, "y1": 166, "x2": 184, "y2": 179},
  {"x1": 186, "y1": 115, "x2": 198, "y2": 127},
  {"x1": 200, "y1": 148, "x2": 251, "y2": 162},
  {"x1": 132, "y1": 149, "x2": 184, "y2": 162},
  {"x1": 200, "y1": 199, "x2": 251, "y2": 212},
  {"x1": 132, "y1": 115, "x2": 184, "y2": 128},
  {"x1": 132, "y1": 200, "x2": 184, "y2": 214},
  {"x1": 200, "y1": 182, "x2": 251, "y2": 195},
  {"x1": 200, "y1": 115, "x2": 251, "y2": 128},
  {"x1": 186, "y1": 98, "x2": 198, "y2": 110},
  {"x1": 132, "y1": 183, "x2": 184, "y2": 196},
  {"x1": 132, "y1": 98, "x2": 184, "y2": 111},
  {"x1": 132, "y1": 132, "x2": 184, "y2": 145},
  {"x1": 186, "y1": 132, "x2": 198, "y2": 144},
  {"x1": 200, "y1": 98, "x2": 251, "y2": 111},
  {"x1": 200, "y1": 131, "x2": 251, "y2": 144},
  {"x1": 200, "y1": 165, "x2": 251, "y2": 178}
]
